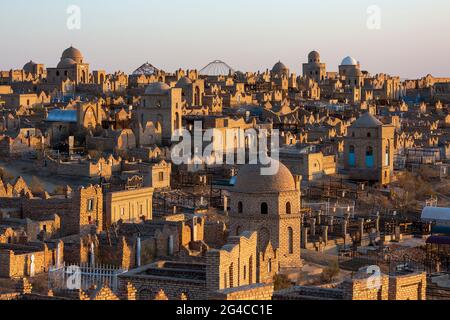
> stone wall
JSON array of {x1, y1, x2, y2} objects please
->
[
  {"x1": 388, "y1": 272, "x2": 427, "y2": 300},
  {"x1": 118, "y1": 274, "x2": 206, "y2": 300},
  {"x1": 104, "y1": 187, "x2": 153, "y2": 229},
  {"x1": 206, "y1": 232, "x2": 258, "y2": 296},
  {"x1": 0, "y1": 243, "x2": 58, "y2": 278},
  {"x1": 342, "y1": 274, "x2": 389, "y2": 300},
  {"x1": 211, "y1": 283, "x2": 274, "y2": 300}
]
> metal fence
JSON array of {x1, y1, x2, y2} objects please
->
[{"x1": 48, "y1": 263, "x2": 127, "y2": 293}]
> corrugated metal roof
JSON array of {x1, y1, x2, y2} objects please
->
[
  {"x1": 421, "y1": 207, "x2": 450, "y2": 222},
  {"x1": 46, "y1": 109, "x2": 77, "y2": 123}
]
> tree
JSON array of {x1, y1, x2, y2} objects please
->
[
  {"x1": 273, "y1": 274, "x2": 293, "y2": 291},
  {"x1": 29, "y1": 176, "x2": 46, "y2": 194},
  {"x1": 53, "y1": 185, "x2": 66, "y2": 195},
  {"x1": 0, "y1": 167, "x2": 14, "y2": 183},
  {"x1": 321, "y1": 261, "x2": 340, "y2": 283}
]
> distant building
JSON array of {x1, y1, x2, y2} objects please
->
[{"x1": 344, "y1": 112, "x2": 395, "y2": 185}]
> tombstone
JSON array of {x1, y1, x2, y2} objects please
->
[
  {"x1": 192, "y1": 217, "x2": 198, "y2": 242},
  {"x1": 29, "y1": 255, "x2": 35, "y2": 277},
  {"x1": 223, "y1": 195, "x2": 228, "y2": 214},
  {"x1": 394, "y1": 226, "x2": 401, "y2": 242},
  {"x1": 310, "y1": 218, "x2": 316, "y2": 237},
  {"x1": 322, "y1": 226, "x2": 329, "y2": 245},
  {"x1": 301, "y1": 227, "x2": 309, "y2": 249},
  {"x1": 136, "y1": 236, "x2": 142, "y2": 267},
  {"x1": 359, "y1": 218, "x2": 365, "y2": 237},
  {"x1": 168, "y1": 235, "x2": 174, "y2": 255},
  {"x1": 56, "y1": 241, "x2": 62, "y2": 268},
  {"x1": 89, "y1": 242, "x2": 95, "y2": 266},
  {"x1": 317, "y1": 211, "x2": 322, "y2": 225},
  {"x1": 342, "y1": 220, "x2": 348, "y2": 237}
]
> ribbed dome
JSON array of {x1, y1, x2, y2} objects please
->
[
  {"x1": 200, "y1": 60, "x2": 235, "y2": 76},
  {"x1": 272, "y1": 61, "x2": 289, "y2": 75},
  {"x1": 144, "y1": 82, "x2": 171, "y2": 95},
  {"x1": 23, "y1": 61, "x2": 37, "y2": 72},
  {"x1": 61, "y1": 46, "x2": 83, "y2": 63},
  {"x1": 351, "y1": 112, "x2": 383, "y2": 128},
  {"x1": 233, "y1": 160, "x2": 297, "y2": 193},
  {"x1": 176, "y1": 76, "x2": 193, "y2": 87},
  {"x1": 341, "y1": 56, "x2": 358, "y2": 66},
  {"x1": 57, "y1": 58, "x2": 77, "y2": 69}
]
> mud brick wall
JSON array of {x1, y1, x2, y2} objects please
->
[
  {"x1": 118, "y1": 276, "x2": 207, "y2": 300},
  {"x1": 388, "y1": 272, "x2": 427, "y2": 300},
  {"x1": 211, "y1": 283, "x2": 274, "y2": 300}
]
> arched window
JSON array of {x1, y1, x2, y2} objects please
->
[
  {"x1": 366, "y1": 146, "x2": 374, "y2": 168},
  {"x1": 238, "y1": 201, "x2": 243, "y2": 214},
  {"x1": 288, "y1": 227, "x2": 294, "y2": 254},
  {"x1": 229, "y1": 263, "x2": 234, "y2": 288},
  {"x1": 286, "y1": 202, "x2": 292, "y2": 214},
  {"x1": 261, "y1": 202, "x2": 268, "y2": 215},
  {"x1": 349, "y1": 145, "x2": 356, "y2": 167},
  {"x1": 385, "y1": 144, "x2": 390, "y2": 166}
]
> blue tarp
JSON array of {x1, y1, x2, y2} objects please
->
[{"x1": 46, "y1": 109, "x2": 77, "y2": 123}]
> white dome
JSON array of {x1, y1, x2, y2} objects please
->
[{"x1": 341, "y1": 56, "x2": 358, "y2": 66}]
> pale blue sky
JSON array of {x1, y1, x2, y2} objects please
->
[{"x1": 1, "y1": 0, "x2": 449, "y2": 78}]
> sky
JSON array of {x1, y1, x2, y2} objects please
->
[{"x1": 0, "y1": 0, "x2": 449, "y2": 79}]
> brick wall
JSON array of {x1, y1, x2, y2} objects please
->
[
  {"x1": 211, "y1": 283, "x2": 274, "y2": 300},
  {"x1": 388, "y1": 272, "x2": 427, "y2": 300}
]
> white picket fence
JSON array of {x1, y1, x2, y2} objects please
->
[{"x1": 48, "y1": 263, "x2": 127, "y2": 293}]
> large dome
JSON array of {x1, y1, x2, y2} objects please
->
[
  {"x1": 23, "y1": 60, "x2": 37, "y2": 73},
  {"x1": 308, "y1": 51, "x2": 320, "y2": 63},
  {"x1": 61, "y1": 46, "x2": 83, "y2": 64},
  {"x1": 341, "y1": 56, "x2": 358, "y2": 66},
  {"x1": 144, "y1": 82, "x2": 171, "y2": 95},
  {"x1": 350, "y1": 112, "x2": 383, "y2": 128},
  {"x1": 57, "y1": 58, "x2": 77, "y2": 69},
  {"x1": 271, "y1": 61, "x2": 289, "y2": 75},
  {"x1": 233, "y1": 160, "x2": 297, "y2": 193},
  {"x1": 176, "y1": 76, "x2": 193, "y2": 87},
  {"x1": 200, "y1": 60, "x2": 235, "y2": 76}
]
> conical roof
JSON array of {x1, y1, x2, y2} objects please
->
[{"x1": 132, "y1": 62, "x2": 159, "y2": 76}]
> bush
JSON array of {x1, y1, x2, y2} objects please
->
[
  {"x1": 321, "y1": 261, "x2": 340, "y2": 283},
  {"x1": 29, "y1": 176, "x2": 46, "y2": 194},
  {"x1": 0, "y1": 167, "x2": 14, "y2": 182},
  {"x1": 273, "y1": 274, "x2": 293, "y2": 291}
]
